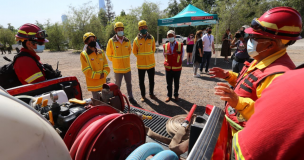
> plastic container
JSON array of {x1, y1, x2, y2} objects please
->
[{"x1": 32, "y1": 90, "x2": 69, "y2": 106}]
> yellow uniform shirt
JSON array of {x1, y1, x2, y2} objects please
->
[
  {"x1": 80, "y1": 49, "x2": 110, "y2": 91},
  {"x1": 132, "y1": 33, "x2": 156, "y2": 69},
  {"x1": 106, "y1": 35, "x2": 132, "y2": 73}
]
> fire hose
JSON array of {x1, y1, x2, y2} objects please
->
[{"x1": 64, "y1": 105, "x2": 146, "y2": 159}]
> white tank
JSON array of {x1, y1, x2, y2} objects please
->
[{"x1": 0, "y1": 88, "x2": 71, "y2": 160}]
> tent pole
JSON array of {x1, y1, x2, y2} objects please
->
[
  {"x1": 214, "y1": 23, "x2": 219, "y2": 65},
  {"x1": 157, "y1": 26, "x2": 159, "y2": 46}
]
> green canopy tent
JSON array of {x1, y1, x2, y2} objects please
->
[{"x1": 157, "y1": 4, "x2": 220, "y2": 64}]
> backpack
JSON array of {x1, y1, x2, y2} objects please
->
[{"x1": 0, "y1": 52, "x2": 44, "y2": 89}]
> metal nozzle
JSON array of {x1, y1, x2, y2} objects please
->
[{"x1": 50, "y1": 91, "x2": 58, "y2": 102}]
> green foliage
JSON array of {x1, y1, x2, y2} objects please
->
[
  {"x1": 0, "y1": 28, "x2": 15, "y2": 45},
  {"x1": 44, "y1": 23, "x2": 67, "y2": 51},
  {"x1": 35, "y1": 21, "x2": 45, "y2": 30},
  {"x1": 98, "y1": 9, "x2": 108, "y2": 27}
]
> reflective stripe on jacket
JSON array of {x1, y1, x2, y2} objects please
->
[
  {"x1": 163, "y1": 42, "x2": 183, "y2": 71},
  {"x1": 133, "y1": 33, "x2": 156, "y2": 69},
  {"x1": 106, "y1": 35, "x2": 131, "y2": 73},
  {"x1": 80, "y1": 49, "x2": 110, "y2": 91}
]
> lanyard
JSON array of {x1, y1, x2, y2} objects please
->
[{"x1": 208, "y1": 35, "x2": 212, "y2": 44}]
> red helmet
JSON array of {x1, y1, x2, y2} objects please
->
[
  {"x1": 15, "y1": 23, "x2": 49, "y2": 43},
  {"x1": 245, "y1": 7, "x2": 302, "y2": 40}
]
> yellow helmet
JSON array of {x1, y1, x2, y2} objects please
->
[
  {"x1": 138, "y1": 20, "x2": 147, "y2": 28},
  {"x1": 83, "y1": 32, "x2": 96, "y2": 43},
  {"x1": 114, "y1": 22, "x2": 124, "y2": 29}
]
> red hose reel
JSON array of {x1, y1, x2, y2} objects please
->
[{"x1": 64, "y1": 105, "x2": 146, "y2": 160}]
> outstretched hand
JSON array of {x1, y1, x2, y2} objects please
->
[
  {"x1": 214, "y1": 82, "x2": 239, "y2": 108},
  {"x1": 209, "y1": 67, "x2": 229, "y2": 79}
]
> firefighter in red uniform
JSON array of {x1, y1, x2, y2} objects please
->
[
  {"x1": 163, "y1": 30, "x2": 184, "y2": 102},
  {"x1": 210, "y1": 7, "x2": 301, "y2": 132},
  {"x1": 233, "y1": 65, "x2": 304, "y2": 160},
  {"x1": 14, "y1": 23, "x2": 49, "y2": 84}
]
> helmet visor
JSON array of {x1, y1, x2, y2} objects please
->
[
  {"x1": 251, "y1": 18, "x2": 300, "y2": 38},
  {"x1": 36, "y1": 30, "x2": 47, "y2": 39}
]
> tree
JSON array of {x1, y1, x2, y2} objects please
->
[
  {"x1": 120, "y1": 10, "x2": 126, "y2": 16},
  {"x1": 7, "y1": 23, "x2": 15, "y2": 32},
  {"x1": 98, "y1": 9, "x2": 108, "y2": 26},
  {"x1": 45, "y1": 23, "x2": 67, "y2": 51},
  {"x1": 0, "y1": 28, "x2": 15, "y2": 45},
  {"x1": 166, "y1": 0, "x2": 179, "y2": 17},
  {"x1": 35, "y1": 20, "x2": 45, "y2": 30},
  {"x1": 64, "y1": 2, "x2": 97, "y2": 49},
  {"x1": 105, "y1": 0, "x2": 115, "y2": 22}
]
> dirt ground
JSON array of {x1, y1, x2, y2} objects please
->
[{"x1": 1, "y1": 39, "x2": 304, "y2": 117}]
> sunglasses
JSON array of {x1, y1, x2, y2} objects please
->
[
  {"x1": 31, "y1": 41, "x2": 45, "y2": 45},
  {"x1": 251, "y1": 18, "x2": 299, "y2": 37}
]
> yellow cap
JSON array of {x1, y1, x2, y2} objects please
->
[
  {"x1": 37, "y1": 97, "x2": 43, "y2": 105},
  {"x1": 114, "y1": 22, "x2": 124, "y2": 29},
  {"x1": 42, "y1": 99, "x2": 48, "y2": 107},
  {"x1": 83, "y1": 32, "x2": 96, "y2": 43},
  {"x1": 138, "y1": 20, "x2": 147, "y2": 28}
]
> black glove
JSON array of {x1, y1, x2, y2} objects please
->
[{"x1": 43, "y1": 63, "x2": 62, "y2": 80}]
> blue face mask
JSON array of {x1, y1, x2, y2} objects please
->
[
  {"x1": 244, "y1": 33, "x2": 249, "y2": 38},
  {"x1": 169, "y1": 37, "x2": 175, "y2": 43},
  {"x1": 117, "y1": 31, "x2": 124, "y2": 37},
  {"x1": 34, "y1": 45, "x2": 45, "y2": 53},
  {"x1": 140, "y1": 29, "x2": 147, "y2": 35}
]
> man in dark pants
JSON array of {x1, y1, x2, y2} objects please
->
[
  {"x1": 163, "y1": 30, "x2": 184, "y2": 102},
  {"x1": 200, "y1": 27, "x2": 215, "y2": 74},
  {"x1": 133, "y1": 20, "x2": 157, "y2": 102}
]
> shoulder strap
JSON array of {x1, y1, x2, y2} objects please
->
[{"x1": 13, "y1": 52, "x2": 44, "y2": 72}]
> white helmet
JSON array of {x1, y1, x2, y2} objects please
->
[{"x1": 0, "y1": 87, "x2": 71, "y2": 160}]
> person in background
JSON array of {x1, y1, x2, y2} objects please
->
[
  {"x1": 200, "y1": 27, "x2": 215, "y2": 74},
  {"x1": 106, "y1": 22, "x2": 137, "y2": 104},
  {"x1": 192, "y1": 30, "x2": 203, "y2": 78},
  {"x1": 81, "y1": 32, "x2": 110, "y2": 100},
  {"x1": 230, "y1": 25, "x2": 251, "y2": 73},
  {"x1": 186, "y1": 34, "x2": 194, "y2": 65},
  {"x1": 220, "y1": 29, "x2": 232, "y2": 63},
  {"x1": 163, "y1": 30, "x2": 184, "y2": 102},
  {"x1": 210, "y1": 6, "x2": 300, "y2": 134},
  {"x1": 133, "y1": 20, "x2": 157, "y2": 102}
]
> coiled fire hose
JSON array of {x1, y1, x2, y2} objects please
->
[
  {"x1": 146, "y1": 104, "x2": 197, "y2": 155},
  {"x1": 64, "y1": 103, "x2": 146, "y2": 159}
]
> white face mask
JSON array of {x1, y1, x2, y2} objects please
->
[
  {"x1": 247, "y1": 39, "x2": 270, "y2": 58},
  {"x1": 169, "y1": 37, "x2": 175, "y2": 43}
]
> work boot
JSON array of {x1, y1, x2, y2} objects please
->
[
  {"x1": 150, "y1": 94, "x2": 157, "y2": 100},
  {"x1": 174, "y1": 96, "x2": 179, "y2": 102},
  {"x1": 140, "y1": 97, "x2": 146, "y2": 102},
  {"x1": 129, "y1": 98, "x2": 137, "y2": 105},
  {"x1": 165, "y1": 97, "x2": 171, "y2": 102}
]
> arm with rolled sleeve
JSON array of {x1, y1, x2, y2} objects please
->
[{"x1": 80, "y1": 52, "x2": 103, "y2": 80}]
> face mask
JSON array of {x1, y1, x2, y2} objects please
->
[
  {"x1": 247, "y1": 39, "x2": 270, "y2": 58},
  {"x1": 117, "y1": 31, "x2": 124, "y2": 36},
  {"x1": 88, "y1": 41, "x2": 96, "y2": 48},
  {"x1": 203, "y1": 31, "x2": 206, "y2": 34},
  {"x1": 140, "y1": 29, "x2": 147, "y2": 35},
  {"x1": 244, "y1": 33, "x2": 249, "y2": 38},
  {"x1": 208, "y1": 31, "x2": 212, "y2": 34},
  {"x1": 190, "y1": 36, "x2": 193, "y2": 38},
  {"x1": 34, "y1": 45, "x2": 45, "y2": 53},
  {"x1": 169, "y1": 37, "x2": 175, "y2": 43}
]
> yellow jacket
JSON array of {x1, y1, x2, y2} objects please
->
[
  {"x1": 225, "y1": 49, "x2": 289, "y2": 120},
  {"x1": 106, "y1": 35, "x2": 131, "y2": 73},
  {"x1": 132, "y1": 33, "x2": 156, "y2": 69},
  {"x1": 80, "y1": 49, "x2": 110, "y2": 91}
]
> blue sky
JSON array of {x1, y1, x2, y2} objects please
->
[{"x1": 0, "y1": 0, "x2": 171, "y2": 29}]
